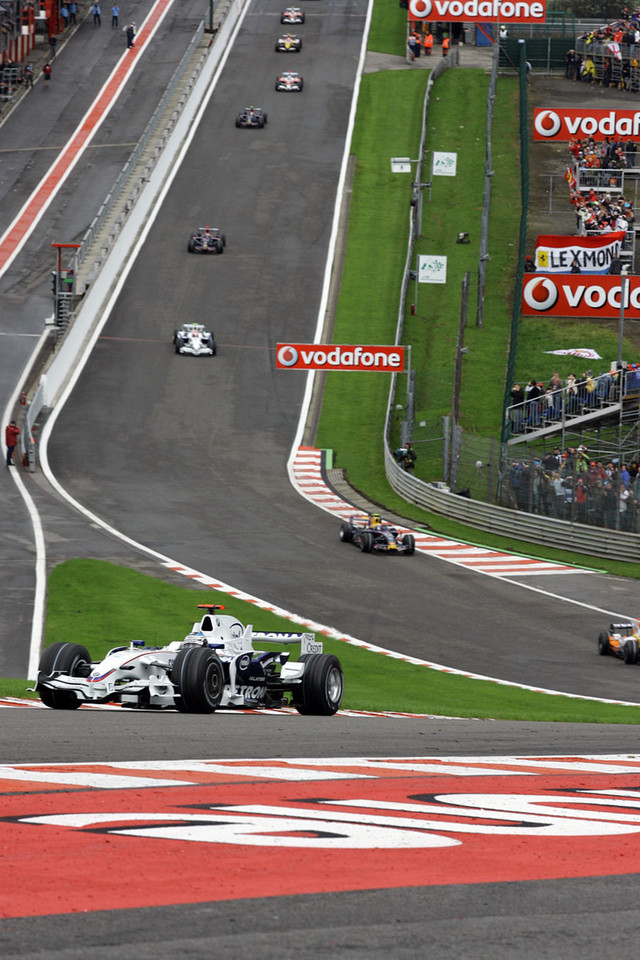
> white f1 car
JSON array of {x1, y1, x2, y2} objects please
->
[
  {"x1": 276, "y1": 70, "x2": 303, "y2": 91},
  {"x1": 35, "y1": 605, "x2": 344, "y2": 715},
  {"x1": 173, "y1": 322, "x2": 217, "y2": 356}
]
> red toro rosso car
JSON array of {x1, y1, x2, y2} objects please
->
[
  {"x1": 188, "y1": 226, "x2": 226, "y2": 254},
  {"x1": 339, "y1": 514, "x2": 415, "y2": 555},
  {"x1": 281, "y1": 6, "x2": 305, "y2": 22},
  {"x1": 275, "y1": 70, "x2": 303, "y2": 91},
  {"x1": 235, "y1": 105, "x2": 268, "y2": 128}
]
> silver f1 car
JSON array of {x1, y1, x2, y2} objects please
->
[
  {"x1": 236, "y1": 106, "x2": 268, "y2": 128},
  {"x1": 35, "y1": 604, "x2": 344, "y2": 715},
  {"x1": 281, "y1": 6, "x2": 305, "y2": 22},
  {"x1": 339, "y1": 514, "x2": 415, "y2": 555},
  {"x1": 275, "y1": 33, "x2": 302, "y2": 51},
  {"x1": 188, "y1": 226, "x2": 226, "y2": 254},
  {"x1": 173, "y1": 322, "x2": 217, "y2": 356},
  {"x1": 275, "y1": 70, "x2": 303, "y2": 91}
]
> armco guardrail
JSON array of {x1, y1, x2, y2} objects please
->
[
  {"x1": 382, "y1": 54, "x2": 640, "y2": 564},
  {"x1": 384, "y1": 445, "x2": 640, "y2": 562}
]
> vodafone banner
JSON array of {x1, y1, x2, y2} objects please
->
[
  {"x1": 407, "y1": 0, "x2": 546, "y2": 23},
  {"x1": 276, "y1": 343, "x2": 405, "y2": 371},
  {"x1": 535, "y1": 231, "x2": 625, "y2": 274},
  {"x1": 534, "y1": 107, "x2": 640, "y2": 142},
  {"x1": 522, "y1": 274, "x2": 640, "y2": 319}
]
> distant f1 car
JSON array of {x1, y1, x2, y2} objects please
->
[
  {"x1": 276, "y1": 33, "x2": 302, "y2": 51},
  {"x1": 275, "y1": 70, "x2": 303, "y2": 91},
  {"x1": 188, "y1": 226, "x2": 226, "y2": 254},
  {"x1": 598, "y1": 620, "x2": 640, "y2": 663},
  {"x1": 339, "y1": 514, "x2": 415, "y2": 555},
  {"x1": 235, "y1": 105, "x2": 268, "y2": 128},
  {"x1": 35, "y1": 604, "x2": 344, "y2": 715},
  {"x1": 173, "y1": 322, "x2": 217, "y2": 356},
  {"x1": 281, "y1": 6, "x2": 305, "y2": 22}
]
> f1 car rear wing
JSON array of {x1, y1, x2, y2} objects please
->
[{"x1": 252, "y1": 631, "x2": 323, "y2": 655}]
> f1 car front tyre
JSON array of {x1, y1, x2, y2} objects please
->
[
  {"x1": 171, "y1": 646, "x2": 224, "y2": 713},
  {"x1": 339, "y1": 522, "x2": 353, "y2": 543},
  {"x1": 37, "y1": 642, "x2": 91, "y2": 710},
  {"x1": 359, "y1": 530, "x2": 374, "y2": 553},
  {"x1": 597, "y1": 632, "x2": 610, "y2": 656},
  {"x1": 623, "y1": 641, "x2": 637, "y2": 665},
  {"x1": 295, "y1": 654, "x2": 344, "y2": 716},
  {"x1": 402, "y1": 533, "x2": 415, "y2": 555}
]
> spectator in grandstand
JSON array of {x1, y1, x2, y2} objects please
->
[
  {"x1": 524, "y1": 255, "x2": 535, "y2": 272},
  {"x1": 603, "y1": 58, "x2": 612, "y2": 86},
  {"x1": 524, "y1": 379, "x2": 542, "y2": 428},
  {"x1": 581, "y1": 56, "x2": 596, "y2": 81},
  {"x1": 510, "y1": 382, "x2": 525, "y2": 433}
]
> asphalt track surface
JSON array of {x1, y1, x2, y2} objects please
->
[{"x1": 3, "y1": 4, "x2": 640, "y2": 956}]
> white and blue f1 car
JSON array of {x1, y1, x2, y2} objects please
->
[
  {"x1": 35, "y1": 605, "x2": 344, "y2": 715},
  {"x1": 173, "y1": 322, "x2": 217, "y2": 356}
]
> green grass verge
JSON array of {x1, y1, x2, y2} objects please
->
[{"x1": 3, "y1": 559, "x2": 640, "y2": 724}]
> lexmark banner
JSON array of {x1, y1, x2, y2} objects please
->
[
  {"x1": 276, "y1": 344, "x2": 405, "y2": 371},
  {"x1": 522, "y1": 275, "x2": 640, "y2": 319},
  {"x1": 534, "y1": 231, "x2": 625, "y2": 274},
  {"x1": 534, "y1": 107, "x2": 640, "y2": 142},
  {"x1": 407, "y1": 0, "x2": 546, "y2": 22}
]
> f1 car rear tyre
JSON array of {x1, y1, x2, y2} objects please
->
[
  {"x1": 188, "y1": 239, "x2": 195, "y2": 252},
  {"x1": 623, "y1": 641, "x2": 637, "y2": 665},
  {"x1": 295, "y1": 654, "x2": 343, "y2": 716},
  {"x1": 37, "y1": 642, "x2": 91, "y2": 710},
  {"x1": 402, "y1": 533, "x2": 415, "y2": 555},
  {"x1": 299, "y1": 78, "x2": 304, "y2": 89},
  {"x1": 597, "y1": 632, "x2": 610, "y2": 656},
  {"x1": 216, "y1": 240, "x2": 224, "y2": 254},
  {"x1": 171, "y1": 645, "x2": 224, "y2": 713},
  {"x1": 339, "y1": 522, "x2": 353, "y2": 543},
  {"x1": 359, "y1": 530, "x2": 374, "y2": 553}
]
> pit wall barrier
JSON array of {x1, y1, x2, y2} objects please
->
[{"x1": 31, "y1": 0, "x2": 248, "y2": 413}]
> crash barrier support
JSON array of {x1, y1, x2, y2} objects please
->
[
  {"x1": 385, "y1": 51, "x2": 458, "y2": 450},
  {"x1": 383, "y1": 443, "x2": 640, "y2": 561},
  {"x1": 476, "y1": 38, "x2": 499, "y2": 328},
  {"x1": 25, "y1": 0, "x2": 249, "y2": 413}
]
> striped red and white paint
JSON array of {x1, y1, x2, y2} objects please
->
[
  {"x1": 3, "y1": 754, "x2": 640, "y2": 917},
  {"x1": 291, "y1": 447, "x2": 585, "y2": 577},
  {"x1": 0, "y1": 0, "x2": 176, "y2": 278}
]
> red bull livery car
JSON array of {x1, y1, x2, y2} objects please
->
[
  {"x1": 236, "y1": 105, "x2": 268, "y2": 128},
  {"x1": 339, "y1": 514, "x2": 415, "y2": 555},
  {"x1": 188, "y1": 226, "x2": 226, "y2": 254}
]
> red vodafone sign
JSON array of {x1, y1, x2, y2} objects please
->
[
  {"x1": 277, "y1": 343, "x2": 405, "y2": 371},
  {"x1": 534, "y1": 107, "x2": 640, "y2": 142},
  {"x1": 522, "y1": 274, "x2": 640, "y2": 319},
  {"x1": 407, "y1": 0, "x2": 546, "y2": 23}
]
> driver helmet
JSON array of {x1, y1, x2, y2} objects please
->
[{"x1": 370, "y1": 514, "x2": 381, "y2": 527}]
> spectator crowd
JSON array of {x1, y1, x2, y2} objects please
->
[{"x1": 505, "y1": 445, "x2": 640, "y2": 531}]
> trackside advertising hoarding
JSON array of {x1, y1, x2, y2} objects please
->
[
  {"x1": 533, "y1": 107, "x2": 640, "y2": 142},
  {"x1": 407, "y1": 0, "x2": 546, "y2": 23},
  {"x1": 522, "y1": 274, "x2": 640, "y2": 319},
  {"x1": 276, "y1": 344, "x2": 405, "y2": 371}
]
